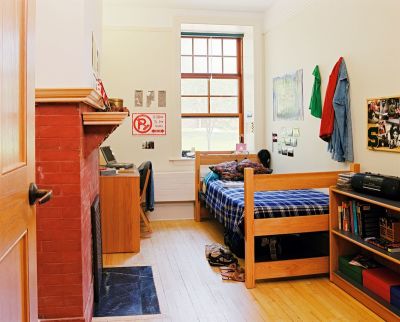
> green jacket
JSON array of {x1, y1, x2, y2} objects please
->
[{"x1": 309, "y1": 65, "x2": 322, "y2": 118}]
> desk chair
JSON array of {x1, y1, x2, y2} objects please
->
[{"x1": 140, "y1": 168, "x2": 152, "y2": 233}]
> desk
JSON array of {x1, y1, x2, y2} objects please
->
[{"x1": 100, "y1": 171, "x2": 140, "y2": 253}]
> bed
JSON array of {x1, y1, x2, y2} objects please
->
[{"x1": 194, "y1": 151, "x2": 360, "y2": 288}]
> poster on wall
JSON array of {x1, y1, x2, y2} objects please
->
[
  {"x1": 132, "y1": 113, "x2": 166, "y2": 136},
  {"x1": 367, "y1": 96, "x2": 400, "y2": 152},
  {"x1": 273, "y1": 69, "x2": 304, "y2": 121}
]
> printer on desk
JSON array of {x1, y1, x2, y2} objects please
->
[{"x1": 100, "y1": 146, "x2": 134, "y2": 169}]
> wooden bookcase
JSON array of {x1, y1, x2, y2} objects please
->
[{"x1": 329, "y1": 187, "x2": 400, "y2": 321}]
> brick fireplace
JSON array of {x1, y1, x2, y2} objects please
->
[{"x1": 35, "y1": 89, "x2": 127, "y2": 322}]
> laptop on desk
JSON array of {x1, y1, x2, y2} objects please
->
[{"x1": 100, "y1": 146, "x2": 134, "y2": 169}]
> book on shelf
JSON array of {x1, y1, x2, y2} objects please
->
[
  {"x1": 364, "y1": 237, "x2": 400, "y2": 253},
  {"x1": 336, "y1": 172, "x2": 356, "y2": 190},
  {"x1": 338, "y1": 200, "x2": 383, "y2": 237}
]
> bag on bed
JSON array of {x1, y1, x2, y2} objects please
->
[{"x1": 205, "y1": 243, "x2": 238, "y2": 266}]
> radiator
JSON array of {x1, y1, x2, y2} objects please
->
[{"x1": 154, "y1": 172, "x2": 194, "y2": 202}]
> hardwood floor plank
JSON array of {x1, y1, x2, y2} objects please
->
[{"x1": 98, "y1": 219, "x2": 382, "y2": 322}]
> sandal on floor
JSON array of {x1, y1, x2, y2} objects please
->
[
  {"x1": 208, "y1": 253, "x2": 237, "y2": 267},
  {"x1": 221, "y1": 269, "x2": 245, "y2": 282},
  {"x1": 219, "y1": 263, "x2": 238, "y2": 272}
]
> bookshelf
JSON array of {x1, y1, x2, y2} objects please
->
[{"x1": 329, "y1": 187, "x2": 400, "y2": 321}]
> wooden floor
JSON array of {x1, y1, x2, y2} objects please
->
[{"x1": 93, "y1": 220, "x2": 382, "y2": 322}]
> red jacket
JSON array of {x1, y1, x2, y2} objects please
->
[{"x1": 319, "y1": 57, "x2": 343, "y2": 141}]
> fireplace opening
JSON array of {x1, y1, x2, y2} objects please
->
[{"x1": 91, "y1": 195, "x2": 102, "y2": 303}]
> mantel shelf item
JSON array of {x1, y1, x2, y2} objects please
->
[{"x1": 82, "y1": 112, "x2": 129, "y2": 125}]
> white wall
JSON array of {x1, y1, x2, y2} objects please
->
[
  {"x1": 102, "y1": 1, "x2": 265, "y2": 174},
  {"x1": 264, "y1": 0, "x2": 400, "y2": 176},
  {"x1": 36, "y1": 0, "x2": 102, "y2": 88}
]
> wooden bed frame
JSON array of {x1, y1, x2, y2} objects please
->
[{"x1": 194, "y1": 151, "x2": 360, "y2": 288}]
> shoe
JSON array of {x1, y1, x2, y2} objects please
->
[
  {"x1": 208, "y1": 253, "x2": 237, "y2": 267},
  {"x1": 219, "y1": 263, "x2": 238, "y2": 273},
  {"x1": 221, "y1": 268, "x2": 245, "y2": 282}
]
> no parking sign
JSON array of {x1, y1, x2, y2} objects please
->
[{"x1": 132, "y1": 113, "x2": 166, "y2": 135}]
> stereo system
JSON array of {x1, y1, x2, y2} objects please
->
[{"x1": 351, "y1": 172, "x2": 400, "y2": 201}]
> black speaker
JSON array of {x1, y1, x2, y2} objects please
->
[{"x1": 351, "y1": 173, "x2": 400, "y2": 201}]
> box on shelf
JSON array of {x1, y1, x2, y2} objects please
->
[
  {"x1": 391, "y1": 286, "x2": 400, "y2": 309},
  {"x1": 380, "y1": 217, "x2": 400, "y2": 242},
  {"x1": 339, "y1": 255, "x2": 364, "y2": 285},
  {"x1": 362, "y1": 267, "x2": 400, "y2": 302}
]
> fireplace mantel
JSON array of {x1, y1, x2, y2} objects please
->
[{"x1": 36, "y1": 88, "x2": 104, "y2": 110}]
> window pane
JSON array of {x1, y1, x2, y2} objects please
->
[
  {"x1": 194, "y1": 56, "x2": 208, "y2": 73},
  {"x1": 181, "y1": 79, "x2": 208, "y2": 95},
  {"x1": 181, "y1": 56, "x2": 192, "y2": 73},
  {"x1": 210, "y1": 97, "x2": 238, "y2": 113},
  {"x1": 209, "y1": 39, "x2": 222, "y2": 56},
  {"x1": 223, "y1": 57, "x2": 237, "y2": 74},
  {"x1": 223, "y1": 39, "x2": 237, "y2": 56},
  {"x1": 181, "y1": 38, "x2": 192, "y2": 55},
  {"x1": 181, "y1": 97, "x2": 208, "y2": 113},
  {"x1": 210, "y1": 79, "x2": 238, "y2": 96},
  {"x1": 193, "y1": 38, "x2": 207, "y2": 55},
  {"x1": 209, "y1": 57, "x2": 222, "y2": 74},
  {"x1": 182, "y1": 118, "x2": 239, "y2": 151}
]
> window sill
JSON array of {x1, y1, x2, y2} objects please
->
[{"x1": 169, "y1": 157, "x2": 195, "y2": 162}]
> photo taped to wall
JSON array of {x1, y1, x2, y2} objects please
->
[
  {"x1": 146, "y1": 91, "x2": 155, "y2": 108},
  {"x1": 158, "y1": 90, "x2": 166, "y2": 108},
  {"x1": 135, "y1": 90, "x2": 143, "y2": 107}
]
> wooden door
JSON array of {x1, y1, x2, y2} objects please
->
[{"x1": 0, "y1": 0, "x2": 37, "y2": 321}]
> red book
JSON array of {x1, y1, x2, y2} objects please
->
[{"x1": 362, "y1": 267, "x2": 400, "y2": 302}]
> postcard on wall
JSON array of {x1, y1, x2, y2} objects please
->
[
  {"x1": 158, "y1": 90, "x2": 166, "y2": 108},
  {"x1": 146, "y1": 90, "x2": 155, "y2": 108},
  {"x1": 135, "y1": 90, "x2": 143, "y2": 107},
  {"x1": 367, "y1": 96, "x2": 400, "y2": 152},
  {"x1": 273, "y1": 69, "x2": 304, "y2": 121}
]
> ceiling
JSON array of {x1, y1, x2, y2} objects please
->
[{"x1": 118, "y1": 0, "x2": 277, "y2": 12}]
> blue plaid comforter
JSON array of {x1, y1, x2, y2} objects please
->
[{"x1": 205, "y1": 180, "x2": 329, "y2": 236}]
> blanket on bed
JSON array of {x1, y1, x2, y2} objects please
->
[{"x1": 205, "y1": 180, "x2": 329, "y2": 237}]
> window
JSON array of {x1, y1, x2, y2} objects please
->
[{"x1": 181, "y1": 34, "x2": 243, "y2": 152}]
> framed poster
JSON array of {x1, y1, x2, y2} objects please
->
[
  {"x1": 367, "y1": 96, "x2": 400, "y2": 152},
  {"x1": 132, "y1": 113, "x2": 166, "y2": 135}
]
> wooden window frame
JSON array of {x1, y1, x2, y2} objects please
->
[{"x1": 181, "y1": 36, "x2": 244, "y2": 141}]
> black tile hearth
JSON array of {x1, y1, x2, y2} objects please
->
[{"x1": 94, "y1": 266, "x2": 160, "y2": 317}]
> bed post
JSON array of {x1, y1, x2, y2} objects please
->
[
  {"x1": 244, "y1": 168, "x2": 255, "y2": 288},
  {"x1": 194, "y1": 152, "x2": 201, "y2": 222},
  {"x1": 350, "y1": 162, "x2": 360, "y2": 173}
]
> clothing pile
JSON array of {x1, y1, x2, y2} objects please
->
[
  {"x1": 205, "y1": 243, "x2": 244, "y2": 282},
  {"x1": 311, "y1": 57, "x2": 354, "y2": 163}
]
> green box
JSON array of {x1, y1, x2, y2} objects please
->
[{"x1": 339, "y1": 255, "x2": 364, "y2": 285}]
